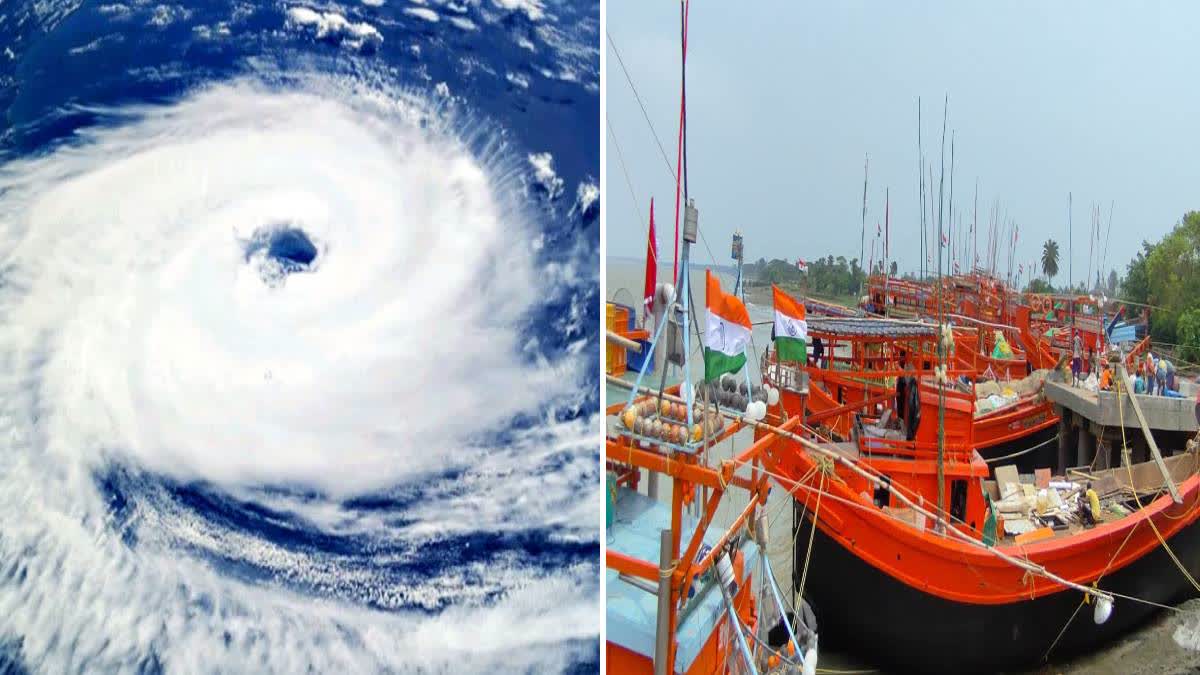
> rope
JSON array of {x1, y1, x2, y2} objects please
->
[
  {"x1": 604, "y1": 31, "x2": 676, "y2": 182},
  {"x1": 1116, "y1": 376, "x2": 1200, "y2": 593},
  {"x1": 609, "y1": 376, "x2": 1120, "y2": 606},
  {"x1": 604, "y1": 120, "x2": 644, "y2": 234},
  {"x1": 1042, "y1": 516, "x2": 1142, "y2": 660},
  {"x1": 796, "y1": 472, "x2": 825, "y2": 609},
  {"x1": 982, "y1": 433, "x2": 1060, "y2": 463}
]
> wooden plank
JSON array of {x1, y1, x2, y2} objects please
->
[
  {"x1": 1115, "y1": 364, "x2": 1182, "y2": 504},
  {"x1": 606, "y1": 330, "x2": 642, "y2": 352}
]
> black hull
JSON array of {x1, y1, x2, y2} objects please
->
[
  {"x1": 975, "y1": 424, "x2": 1057, "y2": 475},
  {"x1": 793, "y1": 512, "x2": 1200, "y2": 674}
]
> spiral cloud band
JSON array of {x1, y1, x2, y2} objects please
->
[{"x1": 0, "y1": 77, "x2": 597, "y2": 672}]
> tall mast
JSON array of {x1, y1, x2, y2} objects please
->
[
  {"x1": 972, "y1": 179, "x2": 978, "y2": 273},
  {"x1": 860, "y1": 154, "x2": 869, "y2": 293},
  {"x1": 918, "y1": 97, "x2": 924, "y2": 280},
  {"x1": 948, "y1": 130, "x2": 955, "y2": 276},
  {"x1": 935, "y1": 94, "x2": 948, "y2": 528},
  {"x1": 1069, "y1": 192, "x2": 1074, "y2": 329}
]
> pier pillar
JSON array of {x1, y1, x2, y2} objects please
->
[
  {"x1": 1076, "y1": 423, "x2": 1094, "y2": 468},
  {"x1": 1094, "y1": 437, "x2": 1110, "y2": 470},
  {"x1": 1131, "y1": 434, "x2": 1149, "y2": 465},
  {"x1": 1057, "y1": 409, "x2": 1072, "y2": 473}
]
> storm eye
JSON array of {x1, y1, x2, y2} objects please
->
[{"x1": 243, "y1": 225, "x2": 320, "y2": 285}]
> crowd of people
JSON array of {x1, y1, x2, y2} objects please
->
[{"x1": 1068, "y1": 329, "x2": 1183, "y2": 397}]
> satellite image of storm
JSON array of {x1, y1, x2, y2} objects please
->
[{"x1": 0, "y1": 0, "x2": 599, "y2": 672}]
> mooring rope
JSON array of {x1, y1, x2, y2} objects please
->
[
  {"x1": 982, "y1": 433, "x2": 1059, "y2": 463},
  {"x1": 1116, "y1": 378, "x2": 1200, "y2": 593}
]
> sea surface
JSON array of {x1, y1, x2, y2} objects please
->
[{"x1": 0, "y1": 2, "x2": 599, "y2": 672}]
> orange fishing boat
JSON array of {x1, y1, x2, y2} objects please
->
[
  {"x1": 604, "y1": 136, "x2": 818, "y2": 671},
  {"x1": 768, "y1": 316, "x2": 1060, "y2": 472},
  {"x1": 751, "y1": 281, "x2": 1200, "y2": 672},
  {"x1": 753, "y1": 371, "x2": 1200, "y2": 672},
  {"x1": 605, "y1": 378, "x2": 818, "y2": 675}
]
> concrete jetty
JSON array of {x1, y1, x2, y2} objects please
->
[{"x1": 1044, "y1": 378, "x2": 1197, "y2": 471}]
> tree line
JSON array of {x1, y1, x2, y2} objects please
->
[
  {"x1": 748, "y1": 256, "x2": 867, "y2": 298},
  {"x1": 1120, "y1": 211, "x2": 1200, "y2": 361}
]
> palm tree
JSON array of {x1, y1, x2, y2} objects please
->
[{"x1": 1041, "y1": 239, "x2": 1060, "y2": 285}]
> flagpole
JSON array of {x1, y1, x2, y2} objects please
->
[
  {"x1": 860, "y1": 154, "x2": 869, "y2": 295},
  {"x1": 884, "y1": 187, "x2": 890, "y2": 316}
]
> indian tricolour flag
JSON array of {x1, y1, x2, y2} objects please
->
[
  {"x1": 772, "y1": 284, "x2": 807, "y2": 362},
  {"x1": 703, "y1": 270, "x2": 751, "y2": 381}
]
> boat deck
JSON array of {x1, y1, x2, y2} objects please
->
[{"x1": 606, "y1": 487, "x2": 761, "y2": 672}]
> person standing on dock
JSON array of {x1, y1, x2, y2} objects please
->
[{"x1": 1071, "y1": 331, "x2": 1083, "y2": 387}]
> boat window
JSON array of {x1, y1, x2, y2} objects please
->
[{"x1": 950, "y1": 479, "x2": 968, "y2": 523}]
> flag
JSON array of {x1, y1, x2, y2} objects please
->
[
  {"x1": 643, "y1": 198, "x2": 657, "y2": 320},
  {"x1": 941, "y1": 232, "x2": 948, "y2": 247},
  {"x1": 772, "y1": 285, "x2": 808, "y2": 362},
  {"x1": 704, "y1": 270, "x2": 751, "y2": 381},
  {"x1": 796, "y1": 259, "x2": 808, "y2": 272}
]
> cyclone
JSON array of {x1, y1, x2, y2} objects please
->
[{"x1": 0, "y1": 0, "x2": 599, "y2": 671}]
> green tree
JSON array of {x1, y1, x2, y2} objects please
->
[
  {"x1": 1144, "y1": 212, "x2": 1200, "y2": 341},
  {"x1": 1041, "y1": 239, "x2": 1059, "y2": 285},
  {"x1": 1177, "y1": 308, "x2": 1200, "y2": 364},
  {"x1": 1122, "y1": 241, "x2": 1152, "y2": 305},
  {"x1": 1025, "y1": 278, "x2": 1053, "y2": 294}
]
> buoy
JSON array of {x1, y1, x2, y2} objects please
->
[
  {"x1": 767, "y1": 385, "x2": 780, "y2": 406},
  {"x1": 1093, "y1": 595, "x2": 1113, "y2": 624},
  {"x1": 621, "y1": 407, "x2": 637, "y2": 429},
  {"x1": 716, "y1": 552, "x2": 737, "y2": 594},
  {"x1": 802, "y1": 646, "x2": 818, "y2": 675}
]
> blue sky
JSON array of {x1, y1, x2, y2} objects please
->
[{"x1": 606, "y1": 1, "x2": 1200, "y2": 287}]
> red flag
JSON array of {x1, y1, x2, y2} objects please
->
[{"x1": 643, "y1": 198, "x2": 658, "y2": 321}]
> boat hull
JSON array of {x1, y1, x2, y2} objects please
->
[
  {"x1": 973, "y1": 402, "x2": 1059, "y2": 473},
  {"x1": 794, "y1": 508, "x2": 1200, "y2": 674}
]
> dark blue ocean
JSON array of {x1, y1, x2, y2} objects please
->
[{"x1": 0, "y1": 0, "x2": 598, "y2": 672}]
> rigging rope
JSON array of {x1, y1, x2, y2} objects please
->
[
  {"x1": 604, "y1": 31, "x2": 677, "y2": 183},
  {"x1": 982, "y1": 433, "x2": 1060, "y2": 463},
  {"x1": 605, "y1": 120, "x2": 643, "y2": 230},
  {"x1": 1116, "y1": 375, "x2": 1200, "y2": 593}
]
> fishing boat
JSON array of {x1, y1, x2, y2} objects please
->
[
  {"x1": 605, "y1": 200, "x2": 820, "y2": 674},
  {"x1": 754, "y1": 274, "x2": 1200, "y2": 672},
  {"x1": 767, "y1": 315, "x2": 1061, "y2": 472},
  {"x1": 758, "y1": 380, "x2": 1200, "y2": 671}
]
